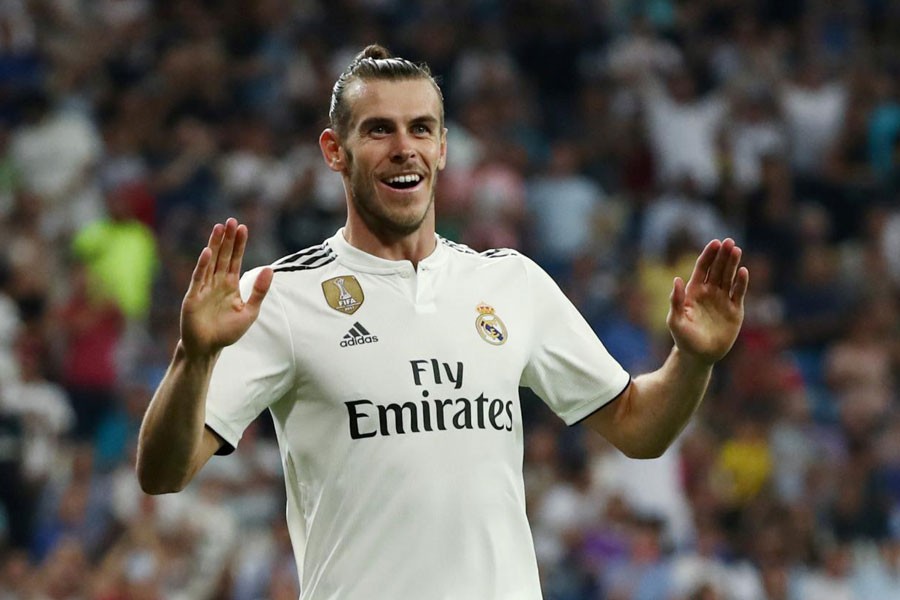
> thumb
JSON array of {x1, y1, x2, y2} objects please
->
[{"x1": 245, "y1": 267, "x2": 273, "y2": 311}]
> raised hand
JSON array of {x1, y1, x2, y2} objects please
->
[
  {"x1": 667, "y1": 238, "x2": 749, "y2": 364},
  {"x1": 180, "y1": 218, "x2": 273, "y2": 359}
]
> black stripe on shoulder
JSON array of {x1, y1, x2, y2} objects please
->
[
  {"x1": 272, "y1": 243, "x2": 336, "y2": 271},
  {"x1": 438, "y1": 236, "x2": 477, "y2": 255},
  {"x1": 273, "y1": 243, "x2": 330, "y2": 266},
  {"x1": 480, "y1": 248, "x2": 519, "y2": 259},
  {"x1": 273, "y1": 254, "x2": 336, "y2": 272}
]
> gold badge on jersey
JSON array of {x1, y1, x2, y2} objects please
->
[
  {"x1": 322, "y1": 275, "x2": 365, "y2": 314},
  {"x1": 475, "y1": 302, "x2": 508, "y2": 346}
]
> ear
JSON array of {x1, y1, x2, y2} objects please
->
[
  {"x1": 319, "y1": 129, "x2": 344, "y2": 172},
  {"x1": 438, "y1": 127, "x2": 448, "y2": 171}
]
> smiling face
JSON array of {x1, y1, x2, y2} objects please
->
[{"x1": 321, "y1": 77, "x2": 447, "y2": 240}]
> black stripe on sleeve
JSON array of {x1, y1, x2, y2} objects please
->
[
  {"x1": 206, "y1": 424, "x2": 235, "y2": 455},
  {"x1": 569, "y1": 377, "x2": 633, "y2": 427}
]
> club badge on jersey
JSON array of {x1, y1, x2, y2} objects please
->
[
  {"x1": 322, "y1": 275, "x2": 365, "y2": 314},
  {"x1": 475, "y1": 302, "x2": 508, "y2": 346}
]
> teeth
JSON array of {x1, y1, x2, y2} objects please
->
[{"x1": 385, "y1": 174, "x2": 421, "y2": 184}]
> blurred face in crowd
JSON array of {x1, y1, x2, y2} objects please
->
[
  {"x1": 321, "y1": 77, "x2": 447, "y2": 238},
  {"x1": 667, "y1": 68, "x2": 697, "y2": 103}
]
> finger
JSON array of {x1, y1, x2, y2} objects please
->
[
  {"x1": 187, "y1": 246, "x2": 212, "y2": 297},
  {"x1": 706, "y1": 238, "x2": 735, "y2": 286},
  {"x1": 670, "y1": 276, "x2": 685, "y2": 314},
  {"x1": 205, "y1": 223, "x2": 225, "y2": 284},
  {"x1": 229, "y1": 224, "x2": 249, "y2": 276},
  {"x1": 688, "y1": 240, "x2": 721, "y2": 287},
  {"x1": 216, "y1": 218, "x2": 238, "y2": 275},
  {"x1": 731, "y1": 266, "x2": 750, "y2": 304},
  {"x1": 245, "y1": 267, "x2": 273, "y2": 312},
  {"x1": 720, "y1": 244, "x2": 742, "y2": 290}
]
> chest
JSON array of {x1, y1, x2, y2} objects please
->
[
  {"x1": 273, "y1": 264, "x2": 532, "y2": 456},
  {"x1": 285, "y1": 265, "x2": 530, "y2": 406}
]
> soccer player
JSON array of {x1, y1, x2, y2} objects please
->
[{"x1": 136, "y1": 45, "x2": 749, "y2": 599}]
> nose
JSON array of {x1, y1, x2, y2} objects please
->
[{"x1": 390, "y1": 134, "x2": 416, "y2": 163}]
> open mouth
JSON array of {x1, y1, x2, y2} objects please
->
[{"x1": 382, "y1": 174, "x2": 423, "y2": 190}]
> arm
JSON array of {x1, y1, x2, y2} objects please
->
[
  {"x1": 585, "y1": 238, "x2": 749, "y2": 458},
  {"x1": 135, "y1": 346, "x2": 225, "y2": 494},
  {"x1": 136, "y1": 218, "x2": 272, "y2": 494}
]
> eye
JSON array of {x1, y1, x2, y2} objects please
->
[
  {"x1": 412, "y1": 124, "x2": 431, "y2": 136},
  {"x1": 370, "y1": 125, "x2": 388, "y2": 135}
]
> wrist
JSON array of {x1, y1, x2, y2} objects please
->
[
  {"x1": 174, "y1": 339, "x2": 221, "y2": 368},
  {"x1": 670, "y1": 344, "x2": 717, "y2": 372}
]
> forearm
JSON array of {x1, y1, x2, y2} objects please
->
[
  {"x1": 587, "y1": 346, "x2": 713, "y2": 458},
  {"x1": 136, "y1": 342, "x2": 219, "y2": 494},
  {"x1": 587, "y1": 238, "x2": 747, "y2": 458}
]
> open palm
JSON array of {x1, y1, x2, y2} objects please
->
[
  {"x1": 667, "y1": 238, "x2": 749, "y2": 364},
  {"x1": 180, "y1": 218, "x2": 273, "y2": 359}
]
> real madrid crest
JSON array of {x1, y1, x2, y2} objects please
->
[
  {"x1": 322, "y1": 275, "x2": 365, "y2": 314},
  {"x1": 475, "y1": 302, "x2": 508, "y2": 346}
]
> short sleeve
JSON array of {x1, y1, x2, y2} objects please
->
[
  {"x1": 205, "y1": 268, "x2": 295, "y2": 451},
  {"x1": 519, "y1": 257, "x2": 630, "y2": 425}
]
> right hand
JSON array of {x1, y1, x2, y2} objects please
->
[{"x1": 180, "y1": 218, "x2": 273, "y2": 359}]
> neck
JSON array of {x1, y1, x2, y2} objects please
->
[{"x1": 343, "y1": 214, "x2": 437, "y2": 268}]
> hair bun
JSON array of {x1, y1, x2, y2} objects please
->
[{"x1": 358, "y1": 44, "x2": 392, "y2": 61}]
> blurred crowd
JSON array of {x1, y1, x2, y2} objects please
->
[{"x1": 1, "y1": 0, "x2": 900, "y2": 598}]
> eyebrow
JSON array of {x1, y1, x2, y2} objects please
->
[
  {"x1": 356, "y1": 115, "x2": 440, "y2": 131},
  {"x1": 410, "y1": 116, "x2": 440, "y2": 127}
]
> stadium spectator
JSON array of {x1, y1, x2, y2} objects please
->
[
  {"x1": 526, "y1": 139, "x2": 609, "y2": 280},
  {"x1": 71, "y1": 184, "x2": 158, "y2": 321},
  {"x1": 9, "y1": 89, "x2": 104, "y2": 240},
  {"x1": 53, "y1": 263, "x2": 123, "y2": 441}
]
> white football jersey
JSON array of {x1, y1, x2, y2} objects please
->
[{"x1": 205, "y1": 229, "x2": 630, "y2": 600}]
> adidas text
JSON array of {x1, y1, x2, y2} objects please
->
[
  {"x1": 340, "y1": 335, "x2": 379, "y2": 348},
  {"x1": 340, "y1": 322, "x2": 378, "y2": 347}
]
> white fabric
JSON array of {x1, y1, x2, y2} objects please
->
[
  {"x1": 10, "y1": 110, "x2": 104, "y2": 236},
  {"x1": 205, "y1": 230, "x2": 630, "y2": 600},
  {"x1": 603, "y1": 439, "x2": 695, "y2": 548},
  {"x1": 532, "y1": 481, "x2": 601, "y2": 570},
  {"x1": 1, "y1": 380, "x2": 74, "y2": 481},
  {"x1": 781, "y1": 82, "x2": 847, "y2": 175},
  {"x1": 644, "y1": 87, "x2": 727, "y2": 194},
  {"x1": 728, "y1": 120, "x2": 786, "y2": 192},
  {"x1": 670, "y1": 555, "x2": 765, "y2": 600},
  {"x1": 639, "y1": 190, "x2": 732, "y2": 259},
  {"x1": 526, "y1": 174, "x2": 605, "y2": 262},
  {"x1": 218, "y1": 151, "x2": 295, "y2": 206},
  {"x1": 795, "y1": 572, "x2": 857, "y2": 600},
  {"x1": 605, "y1": 33, "x2": 683, "y2": 78},
  {"x1": 0, "y1": 294, "x2": 21, "y2": 384}
]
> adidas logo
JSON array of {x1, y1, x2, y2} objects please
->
[{"x1": 340, "y1": 322, "x2": 379, "y2": 348}]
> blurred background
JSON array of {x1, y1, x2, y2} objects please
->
[{"x1": 0, "y1": 0, "x2": 899, "y2": 598}]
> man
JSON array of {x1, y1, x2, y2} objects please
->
[{"x1": 136, "y1": 45, "x2": 749, "y2": 599}]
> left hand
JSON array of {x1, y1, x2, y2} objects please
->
[{"x1": 667, "y1": 238, "x2": 749, "y2": 364}]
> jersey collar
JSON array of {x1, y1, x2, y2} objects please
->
[{"x1": 327, "y1": 228, "x2": 448, "y2": 274}]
